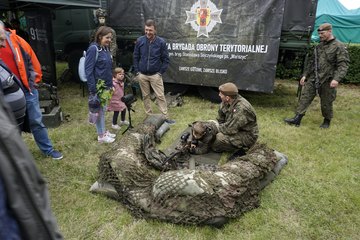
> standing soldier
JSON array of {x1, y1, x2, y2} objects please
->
[
  {"x1": 90, "y1": 8, "x2": 118, "y2": 67},
  {"x1": 211, "y1": 82, "x2": 259, "y2": 159},
  {"x1": 284, "y1": 23, "x2": 350, "y2": 128}
]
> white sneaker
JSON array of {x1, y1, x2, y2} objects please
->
[
  {"x1": 98, "y1": 135, "x2": 115, "y2": 143},
  {"x1": 112, "y1": 124, "x2": 121, "y2": 130},
  {"x1": 120, "y1": 120, "x2": 129, "y2": 126},
  {"x1": 105, "y1": 131, "x2": 116, "y2": 138}
]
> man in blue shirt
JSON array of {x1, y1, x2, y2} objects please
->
[{"x1": 133, "y1": 19, "x2": 175, "y2": 124}]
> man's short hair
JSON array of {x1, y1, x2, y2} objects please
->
[
  {"x1": 145, "y1": 19, "x2": 156, "y2": 29},
  {"x1": 317, "y1": 23, "x2": 332, "y2": 32}
]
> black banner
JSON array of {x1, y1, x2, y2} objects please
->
[
  {"x1": 109, "y1": 0, "x2": 287, "y2": 92},
  {"x1": 25, "y1": 10, "x2": 57, "y2": 86}
]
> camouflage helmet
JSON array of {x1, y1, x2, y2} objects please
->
[{"x1": 95, "y1": 8, "x2": 107, "y2": 18}]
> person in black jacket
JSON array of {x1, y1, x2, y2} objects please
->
[{"x1": 0, "y1": 82, "x2": 63, "y2": 239}]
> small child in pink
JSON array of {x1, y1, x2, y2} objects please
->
[{"x1": 107, "y1": 67, "x2": 129, "y2": 129}]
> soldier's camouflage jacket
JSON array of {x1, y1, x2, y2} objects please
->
[
  {"x1": 304, "y1": 38, "x2": 350, "y2": 84},
  {"x1": 217, "y1": 95, "x2": 258, "y2": 149}
]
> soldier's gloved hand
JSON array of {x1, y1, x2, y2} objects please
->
[
  {"x1": 189, "y1": 146, "x2": 196, "y2": 154},
  {"x1": 191, "y1": 140, "x2": 198, "y2": 149}
]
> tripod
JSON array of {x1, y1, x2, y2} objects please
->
[{"x1": 122, "y1": 104, "x2": 135, "y2": 134}]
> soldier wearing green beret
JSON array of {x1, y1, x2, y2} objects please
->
[
  {"x1": 284, "y1": 23, "x2": 350, "y2": 128},
  {"x1": 211, "y1": 82, "x2": 259, "y2": 158}
]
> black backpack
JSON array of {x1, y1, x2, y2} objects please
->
[{"x1": 0, "y1": 61, "x2": 26, "y2": 130}]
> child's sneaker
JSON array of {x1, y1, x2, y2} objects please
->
[
  {"x1": 98, "y1": 135, "x2": 115, "y2": 143},
  {"x1": 105, "y1": 131, "x2": 116, "y2": 138},
  {"x1": 120, "y1": 120, "x2": 129, "y2": 126},
  {"x1": 112, "y1": 124, "x2": 121, "y2": 130}
]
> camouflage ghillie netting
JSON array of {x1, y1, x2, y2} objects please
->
[{"x1": 93, "y1": 119, "x2": 287, "y2": 227}]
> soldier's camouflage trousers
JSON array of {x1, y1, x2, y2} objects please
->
[
  {"x1": 211, "y1": 132, "x2": 240, "y2": 152},
  {"x1": 296, "y1": 79, "x2": 337, "y2": 120}
]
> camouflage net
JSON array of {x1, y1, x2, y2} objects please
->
[{"x1": 95, "y1": 120, "x2": 285, "y2": 227}]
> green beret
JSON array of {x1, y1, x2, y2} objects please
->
[
  {"x1": 318, "y1": 23, "x2": 332, "y2": 32},
  {"x1": 219, "y1": 82, "x2": 238, "y2": 96}
]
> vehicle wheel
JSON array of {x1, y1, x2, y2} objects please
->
[
  {"x1": 68, "y1": 49, "x2": 83, "y2": 82},
  {"x1": 197, "y1": 86, "x2": 221, "y2": 103},
  {"x1": 164, "y1": 83, "x2": 189, "y2": 95}
]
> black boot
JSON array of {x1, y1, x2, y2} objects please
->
[
  {"x1": 284, "y1": 114, "x2": 304, "y2": 127},
  {"x1": 228, "y1": 148, "x2": 247, "y2": 161},
  {"x1": 320, "y1": 118, "x2": 331, "y2": 128}
]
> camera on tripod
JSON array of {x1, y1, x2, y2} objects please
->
[
  {"x1": 121, "y1": 94, "x2": 137, "y2": 109},
  {"x1": 121, "y1": 94, "x2": 137, "y2": 134}
]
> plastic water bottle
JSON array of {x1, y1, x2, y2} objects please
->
[{"x1": 88, "y1": 112, "x2": 99, "y2": 124}]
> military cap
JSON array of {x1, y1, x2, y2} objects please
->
[
  {"x1": 219, "y1": 82, "x2": 238, "y2": 96},
  {"x1": 317, "y1": 23, "x2": 332, "y2": 32}
]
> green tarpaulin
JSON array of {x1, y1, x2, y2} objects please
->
[{"x1": 312, "y1": 0, "x2": 360, "y2": 43}]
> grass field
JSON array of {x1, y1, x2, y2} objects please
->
[{"x1": 23, "y1": 65, "x2": 360, "y2": 239}]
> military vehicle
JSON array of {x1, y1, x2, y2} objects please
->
[{"x1": 53, "y1": 0, "x2": 318, "y2": 101}]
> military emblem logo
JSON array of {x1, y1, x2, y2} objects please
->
[{"x1": 185, "y1": 0, "x2": 223, "y2": 37}]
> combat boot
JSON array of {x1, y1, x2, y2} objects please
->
[
  {"x1": 284, "y1": 114, "x2": 304, "y2": 127},
  {"x1": 320, "y1": 118, "x2": 331, "y2": 129}
]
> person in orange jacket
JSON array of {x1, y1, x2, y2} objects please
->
[{"x1": 0, "y1": 20, "x2": 63, "y2": 160}]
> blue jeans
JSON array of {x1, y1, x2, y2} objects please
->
[
  {"x1": 25, "y1": 89, "x2": 54, "y2": 155},
  {"x1": 95, "y1": 106, "x2": 106, "y2": 136}
]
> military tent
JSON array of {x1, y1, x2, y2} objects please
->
[{"x1": 312, "y1": 0, "x2": 360, "y2": 43}]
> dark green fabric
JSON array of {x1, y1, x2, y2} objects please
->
[{"x1": 0, "y1": 92, "x2": 63, "y2": 240}]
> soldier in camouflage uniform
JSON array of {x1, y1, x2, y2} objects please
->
[
  {"x1": 211, "y1": 82, "x2": 259, "y2": 155},
  {"x1": 284, "y1": 23, "x2": 350, "y2": 128},
  {"x1": 90, "y1": 8, "x2": 118, "y2": 67}
]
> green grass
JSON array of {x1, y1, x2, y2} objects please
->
[{"x1": 23, "y1": 64, "x2": 360, "y2": 239}]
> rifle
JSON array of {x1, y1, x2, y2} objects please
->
[
  {"x1": 296, "y1": 81, "x2": 302, "y2": 102},
  {"x1": 162, "y1": 132, "x2": 191, "y2": 170},
  {"x1": 314, "y1": 46, "x2": 320, "y2": 95}
]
